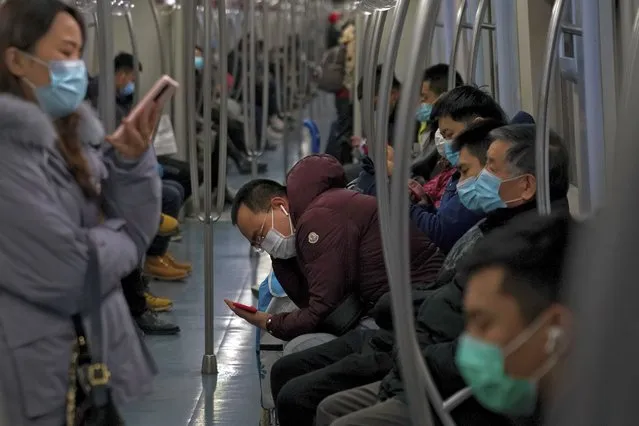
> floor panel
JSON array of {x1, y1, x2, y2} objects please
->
[{"x1": 121, "y1": 95, "x2": 335, "y2": 425}]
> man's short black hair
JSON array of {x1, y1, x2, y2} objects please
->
[
  {"x1": 451, "y1": 119, "x2": 504, "y2": 165},
  {"x1": 114, "y1": 52, "x2": 142, "y2": 73},
  {"x1": 488, "y1": 124, "x2": 570, "y2": 201},
  {"x1": 423, "y1": 63, "x2": 463, "y2": 96},
  {"x1": 357, "y1": 64, "x2": 401, "y2": 101},
  {"x1": 231, "y1": 179, "x2": 287, "y2": 225},
  {"x1": 430, "y1": 85, "x2": 507, "y2": 127},
  {"x1": 461, "y1": 211, "x2": 574, "y2": 322}
]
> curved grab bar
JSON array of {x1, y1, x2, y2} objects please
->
[
  {"x1": 373, "y1": 0, "x2": 410, "y2": 268},
  {"x1": 184, "y1": 0, "x2": 201, "y2": 217},
  {"x1": 493, "y1": 1, "x2": 520, "y2": 116},
  {"x1": 123, "y1": 11, "x2": 141, "y2": 105},
  {"x1": 95, "y1": 1, "x2": 116, "y2": 133},
  {"x1": 535, "y1": 0, "x2": 568, "y2": 215},
  {"x1": 466, "y1": 0, "x2": 488, "y2": 85},
  {"x1": 448, "y1": 0, "x2": 468, "y2": 90},
  {"x1": 387, "y1": 0, "x2": 458, "y2": 424}
]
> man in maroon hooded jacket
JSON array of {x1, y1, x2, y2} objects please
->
[{"x1": 226, "y1": 154, "x2": 444, "y2": 341}]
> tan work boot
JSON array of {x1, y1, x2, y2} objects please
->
[
  {"x1": 144, "y1": 256, "x2": 189, "y2": 281},
  {"x1": 164, "y1": 253, "x2": 192, "y2": 273},
  {"x1": 145, "y1": 292, "x2": 173, "y2": 312},
  {"x1": 158, "y1": 214, "x2": 179, "y2": 237}
]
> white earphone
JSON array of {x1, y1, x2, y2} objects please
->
[{"x1": 545, "y1": 326, "x2": 564, "y2": 354}]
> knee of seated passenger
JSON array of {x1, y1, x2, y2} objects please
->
[
  {"x1": 270, "y1": 355, "x2": 297, "y2": 399},
  {"x1": 275, "y1": 376, "x2": 308, "y2": 409},
  {"x1": 315, "y1": 394, "x2": 341, "y2": 426}
]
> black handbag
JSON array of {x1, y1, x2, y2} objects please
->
[
  {"x1": 66, "y1": 240, "x2": 123, "y2": 426},
  {"x1": 321, "y1": 293, "x2": 366, "y2": 336}
]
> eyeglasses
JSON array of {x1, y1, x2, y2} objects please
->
[{"x1": 252, "y1": 211, "x2": 270, "y2": 252}]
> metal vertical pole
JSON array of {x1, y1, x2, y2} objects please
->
[
  {"x1": 467, "y1": 0, "x2": 488, "y2": 86},
  {"x1": 215, "y1": 0, "x2": 229, "y2": 217},
  {"x1": 535, "y1": 0, "x2": 568, "y2": 215},
  {"x1": 96, "y1": 1, "x2": 116, "y2": 134},
  {"x1": 123, "y1": 12, "x2": 141, "y2": 105},
  {"x1": 441, "y1": 0, "x2": 456, "y2": 61},
  {"x1": 259, "y1": 4, "x2": 270, "y2": 159},
  {"x1": 241, "y1": 2, "x2": 253, "y2": 163},
  {"x1": 448, "y1": 0, "x2": 468, "y2": 90},
  {"x1": 184, "y1": 0, "x2": 201, "y2": 217},
  {"x1": 494, "y1": 0, "x2": 521, "y2": 116},
  {"x1": 201, "y1": 0, "x2": 218, "y2": 376},
  {"x1": 248, "y1": 0, "x2": 258, "y2": 178}
]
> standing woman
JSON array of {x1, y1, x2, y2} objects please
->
[{"x1": 0, "y1": 1, "x2": 161, "y2": 425}]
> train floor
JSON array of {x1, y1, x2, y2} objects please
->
[{"x1": 120, "y1": 94, "x2": 334, "y2": 425}]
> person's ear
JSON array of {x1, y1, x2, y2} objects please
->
[
  {"x1": 4, "y1": 47, "x2": 28, "y2": 78},
  {"x1": 521, "y1": 174, "x2": 536, "y2": 201},
  {"x1": 270, "y1": 196, "x2": 289, "y2": 214}
]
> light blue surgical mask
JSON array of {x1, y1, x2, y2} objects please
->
[
  {"x1": 457, "y1": 169, "x2": 524, "y2": 213},
  {"x1": 195, "y1": 56, "x2": 204, "y2": 71},
  {"x1": 120, "y1": 81, "x2": 135, "y2": 97},
  {"x1": 415, "y1": 103, "x2": 432, "y2": 123},
  {"x1": 443, "y1": 140, "x2": 459, "y2": 165},
  {"x1": 23, "y1": 53, "x2": 88, "y2": 119}
]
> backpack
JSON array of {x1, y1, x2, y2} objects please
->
[{"x1": 316, "y1": 45, "x2": 346, "y2": 93}]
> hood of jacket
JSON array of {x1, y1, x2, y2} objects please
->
[{"x1": 285, "y1": 154, "x2": 347, "y2": 224}]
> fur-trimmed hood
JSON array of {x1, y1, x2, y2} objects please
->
[{"x1": 0, "y1": 94, "x2": 105, "y2": 152}]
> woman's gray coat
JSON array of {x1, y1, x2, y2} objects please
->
[{"x1": 0, "y1": 94, "x2": 161, "y2": 426}]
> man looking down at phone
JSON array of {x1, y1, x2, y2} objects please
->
[{"x1": 227, "y1": 154, "x2": 444, "y2": 341}]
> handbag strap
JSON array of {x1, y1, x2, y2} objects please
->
[{"x1": 71, "y1": 238, "x2": 111, "y2": 406}]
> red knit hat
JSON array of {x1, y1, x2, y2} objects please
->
[{"x1": 328, "y1": 11, "x2": 341, "y2": 24}]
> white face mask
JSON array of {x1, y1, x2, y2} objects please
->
[
  {"x1": 434, "y1": 129, "x2": 447, "y2": 156},
  {"x1": 261, "y1": 206, "x2": 296, "y2": 259}
]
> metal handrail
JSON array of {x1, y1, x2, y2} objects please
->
[
  {"x1": 387, "y1": 0, "x2": 458, "y2": 424},
  {"x1": 259, "y1": 3, "x2": 271, "y2": 170},
  {"x1": 466, "y1": 0, "x2": 488, "y2": 85},
  {"x1": 535, "y1": 0, "x2": 568, "y2": 215},
  {"x1": 123, "y1": 11, "x2": 141, "y2": 105},
  {"x1": 185, "y1": 0, "x2": 201, "y2": 217},
  {"x1": 96, "y1": 1, "x2": 116, "y2": 133},
  {"x1": 373, "y1": 0, "x2": 410, "y2": 277},
  {"x1": 448, "y1": 0, "x2": 468, "y2": 90}
]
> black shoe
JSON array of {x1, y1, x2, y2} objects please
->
[{"x1": 135, "y1": 311, "x2": 181, "y2": 335}]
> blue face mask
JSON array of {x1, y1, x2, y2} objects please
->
[
  {"x1": 456, "y1": 333, "x2": 538, "y2": 416},
  {"x1": 415, "y1": 103, "x2": 432, "y2": 123},
  {"x1": 443, "y1": 140, "x2": 459, "y2": 165},
  {"x1": 457, "y1": 168, "x2": 525, "y2": 213},
  {"x1": 195, "y1": 56, "x2": 204, "y2": 71},
  {"x1": 24, "y1": 54, "x2": 88, "y2": 119},
  {"x1": 120, "y1": 81, "x2": 134, "y2": 97}
]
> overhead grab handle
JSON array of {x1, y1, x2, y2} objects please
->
[{"x1": 535, "y1": 0, "x2": 568, "y2": 215}]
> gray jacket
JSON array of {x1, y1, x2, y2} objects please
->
[{"x1": 0, "y1": 94, "x2": 161, "y2": 426}]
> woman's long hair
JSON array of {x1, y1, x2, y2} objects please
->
[{"x1": 0, "y1": 0, "x2": 97, "y2": 198}]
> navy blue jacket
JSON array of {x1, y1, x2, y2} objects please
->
[{"x1": 409, "y1": 172, "x2": 485, "y2": 253}]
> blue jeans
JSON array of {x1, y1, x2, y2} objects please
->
[{"x1": 147, "y1": 180, "x2": 184, "y2": 256}]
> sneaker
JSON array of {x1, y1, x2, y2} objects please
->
[
  {"x1": 135, "y1": 311, "x2": 180, "y2": 335},
  {"x1": 158, "y1": 214, "x2": 179, "y2": 237},
  {"x1": 164, "y1": 253, "x2": 192, "y2": 273},
  {"x1": 144, "y1": 256, "x2": 189, "y2": 281},
  {"x1": 145, "y1": 292, "x2": 173, "y2": 312},
  {"x1": 269, "y1": 115, "x2": 285, "y2": 132}
]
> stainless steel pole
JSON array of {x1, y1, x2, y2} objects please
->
[
  {"x1": 184, "y1": 0, "x2": 201, "y2": 217},
  {"x1": 535, "y1": 0, "x2": 568, "y2": 215},
  {"x1": 95, "y1": 1, "x2": 116, "y2": 133},
  {"x1": 448, "y1": 0, "x2": 468, "y2": 90},
  {"x1": 201, "y1": 0, "x2": 217, "y2": 375},
  {"x1": 259, "y1": 3, "x2": 270, "y2": 166},
  {"x1": 215, "y1": 0, "x2": 230, "y2": 217},
  {"x1": 124, "y1": 11, "x2": 141, "y2": 105},
  {"x1": 466, "y1": 0, "x2": 488, "y2": 85},
  {"x1": 248, "y1": 0, "x2": 258, "y2": 178}
]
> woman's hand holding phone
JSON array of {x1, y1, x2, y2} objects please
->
[{"x1": 106, "y1": 102, "x2": 160, "y2": 161}]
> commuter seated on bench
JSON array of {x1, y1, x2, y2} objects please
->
[
  {"x1": 315, "y1": 124, "x2": 570, "y2": 426},
  {"x1": 226, "y1": 154, "x2": 444, "y2": 343}
]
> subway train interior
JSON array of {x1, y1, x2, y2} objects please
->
[{"x1": 1, "y1": 0, "x2": 638, "y2": 425}]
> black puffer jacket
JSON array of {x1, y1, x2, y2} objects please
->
[{"x1": 376, "y1": 198, "x2": 570, "y2": 426}]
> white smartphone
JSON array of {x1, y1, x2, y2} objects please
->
[{"x1": 112, "y1": 75, "x2": 179, "y2": 138}]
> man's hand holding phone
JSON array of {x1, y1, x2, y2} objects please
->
[{"x1": 224, "y1": 299, "x2": 271, "y2": 330}]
